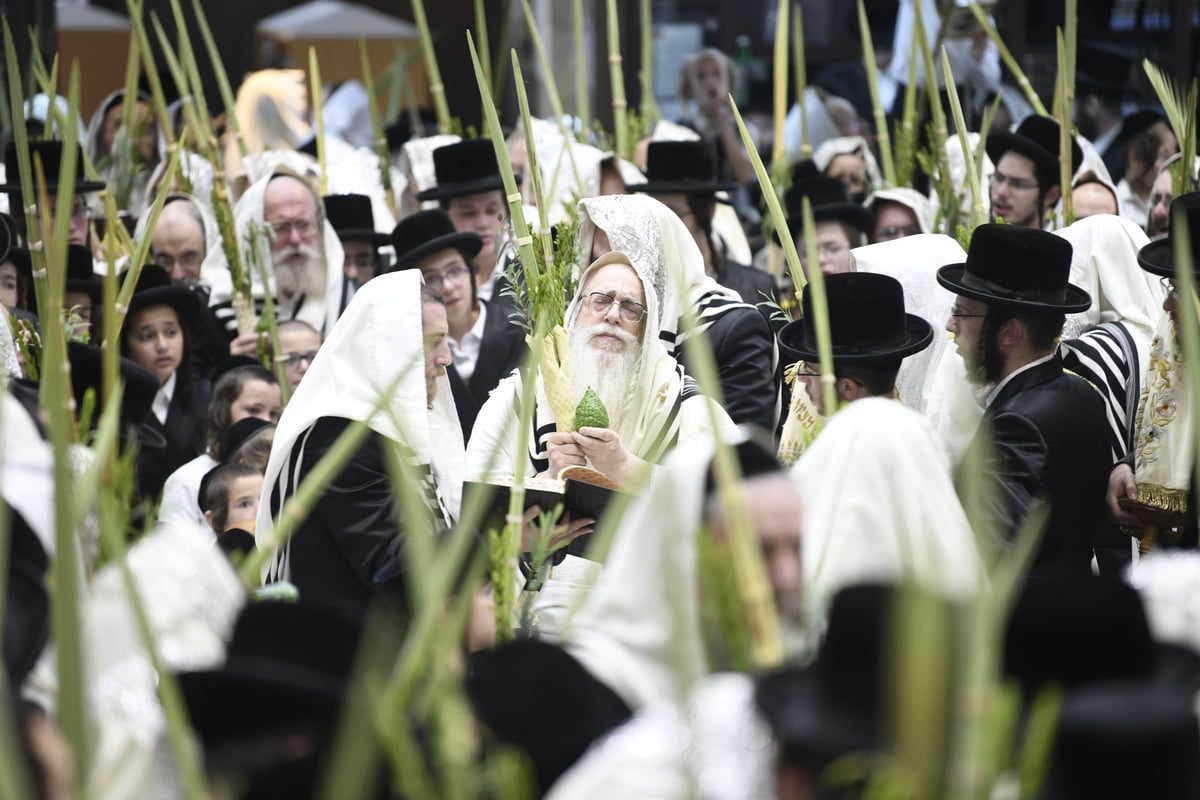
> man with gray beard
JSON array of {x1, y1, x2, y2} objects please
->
[
  {"x1": 215, "y1": 169, "x2": 348, "y2": 354},
  {"x1": 467, "y1": 251, "x2": 736, "y2": 490}
]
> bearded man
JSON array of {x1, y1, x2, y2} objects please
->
[
  {"x1": 216, "y1": 169, "x2": 347, "y2": 352},
  {"x1": 940, "y1": 224, "x2": 1110, "y2": 574},
  {"x1": 468, "y1": 250, "x2": 735, "y2": 492}
]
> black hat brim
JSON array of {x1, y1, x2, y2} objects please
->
[
  {"x1": 178, "y1": 669, "x2": 342, "y2": 747},
  {"x1": 333, "y1": 227, "x2": 391, "y2": 247},
  {"x1": 125, "y1": 284, "x2": 202, "y2": 326},
  {"x1": 0, "y1": 178, "x2": 107, "y2": 194},
  {"x1": 937, "y1": 263, "x2": 1092, "y2": 313},
  {"x1": 787, "y1": 202, "x2": 875, "y2": 237},
  {"x1": 415, "y1": 174, "x2": 517, "y2": 202},
  {"x1": 778, "y1": 312, "x2": 934, "y2": 365},
  {"x1": 1137, "y1": 238, "x2": 1178, "y2": 278},
  {"x1": 392, "y1": 231, "x2": 483, "y2": 272},
  {"x1": 627, "y1": 177, "x2": 739, "y2": 196},
  {"x1": 756, "y1": 667, "x2": 882, "y2": 762}
]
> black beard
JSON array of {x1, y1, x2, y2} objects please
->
[{"x1": 981, "y1": 312, "x2": 1008, "y2": 385}]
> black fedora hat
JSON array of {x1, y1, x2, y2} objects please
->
[
  {"x1": 986, "y1": 115, "x2": 1083, "y2": 188},
  {"x1": 1138, "y1": 191, "x2": 1200, "y2": 278},
  {"x1": 414, "y1": 139, "x2": 519, "y2": 202},
  {"x1": 784, "y1": 174, "x2": 874, "y2": 235},
  {"x1": 937, "y1": 224, "x2": 1091, "y2": 313},
  {"x1": 34, "y1": 245, "x2": 105, "y2": 310},
  {"x1": 778, "y1": 272, "x2": 933, "y2": 366},
  {"x1": 67, "y1": 340, "x2": 167, "y2": 451},
  {"x1": 389, "y1": 209, "x2": 482, "y2": 271},
  {"x1": 1074, "y1": 43, "x2": 1135, "y2": 98},
  {"x1": 626, "y1": 140, "x2": 737, "y2": 195},
  {"x1": 1112, "y1": 107, "x2": 1169, "y2": 153},
  {"x1": 1040, "y1": 682, "x2": 1200, "y2": 800},
  {"x1": 757, "y1": 584, "x2": 956, "y2": 764},
  {"x1": 122, "y1": 263, "x2": 201, "y2": 326},
  {"x1": 0, "y1": 140, "x2": 106, "y2": 194},
  {"x1": 177, "y1": 601, "x2": 365, "y2": 747},
  {"x1": 322, "y1": 193, "x2": 390, "y2": 247}
]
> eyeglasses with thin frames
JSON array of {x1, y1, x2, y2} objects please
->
[
  {"x1": 586, "y1": 291, "x2": 647, "y2": 323},
  {"x1": 423, "y1": 266, "x2": 471, "y2": 288},
  {"x1": 992, "y1": 171, "x2": 1038, "y2": 193}
]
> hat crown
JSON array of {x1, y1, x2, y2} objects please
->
[
  {"x1": 784, "y1": 175, "x2": 853, "y2": 216},
  {"x1": 65, "y1": 244, "x2": 95, "y2": 283},
  {"x1": 961, "y1": 224, "x2": 1075, "y2": 301},
  {"x1": 126, "y1": 263, "x2": 174, "y2": 295},
  {"x1": 390, "y1": 209, "x2": 461, "y2": 261},
  {"x1": 323, "y1": 193, "x2": 377, "y2": 238},
  {"x1": 799, "y1": 272, "x2": 911, "y2": 356},
  {"x1": 431, "y1": 139, "x2": 503, "y2": 188},
  {"x1": 3, "y1": 141, "x2": 92, "y2": 194},
  {"x1": 642, "y1": 140, "x2": 720, "y2": 186}
]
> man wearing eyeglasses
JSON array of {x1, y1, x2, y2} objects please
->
[
  {"x1": 275, "y1": 319, "x2": 323, "y2": 394},
  {"x1": 0, "y1": 140, "x2": 103, "y2": 248},
  {"x1": 985, "y1": 115, "x2": 1082, "y2": 230},
  {"x1": 322, "y1": 193, "x2": 390, "y2": 293},
  {"x1": 390, "y1": 209, "x2": 525, "y2": 440}
]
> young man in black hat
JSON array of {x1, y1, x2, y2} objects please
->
[
  {"x1": 1073, "y1": 43, "x2": 1133, "y2": 176},
  {"x1": 783, "y1": 167, "x2": 874, "y2": 280},
  {"x1": 416, "y1": 139, "x2": 516, "y2": 304},
  {"x1": 1114, "y1": 109, "x2": 1178, "y2": 229},
  {"x1": 0, "y1": 141, "x2": 104, "y2": 247},
  {"x1": 323, "y1": 193, "x2": 391, "y2": 291},
  {"x1": 390, "y1": 209, "x2": 525, "y2": 440},
  {"x1": 986, "y1": 115, "x2": 1082, "y2": 230},
  {"x1": 778, "y1": 271, "x2": 933, "y2": 416},
  {"x1": 939, "y1": 224, "x2": 1110, "y2": 573},
  {"x1": 628, "y1": 140, "x2": 777, "y2": 309}
]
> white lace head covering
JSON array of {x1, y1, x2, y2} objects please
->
[
  {"x1": 791, "y1": 397, "x2": 981, "y2": 623},
  {"x1": 223, "y1": 166, "x2": 347, "y2": 334},
  {"x1": 257, "y1": 270, "x2": 463, "y2": 565},
  {"x1": 866, "y1": 187, "x2": 937, "y2": 235},
  {"x1": 849, "y1": 233, "x2": 964, "y2": 412},
  {"x1": 577, "y1": 194, "x2": 755, "y2": 361}
]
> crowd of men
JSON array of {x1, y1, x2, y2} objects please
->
[{"x1": 1, "y1": 1, "x2": 1200, "y2": 797}]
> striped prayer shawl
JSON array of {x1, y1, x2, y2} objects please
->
[{"x1": 1060, "y1": 321, "x2": 1139, "y2": 462}]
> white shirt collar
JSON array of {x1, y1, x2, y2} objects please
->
[
  {"x1": 982, "y1": 352, "x2": 1056, "y2": 408},
  {"x1": 152, "y1": 371, "x2": 177, "y2": 425},
  {"x1": 449, "y1": 302, "x2": 488, "y2": 382}
]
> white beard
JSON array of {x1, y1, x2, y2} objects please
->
[
  {"x1": 568, "y1": 322, "x2": 642, "y2": 431},
  {"x1": 271, "y1": 243, "x2": 326, "y2": 309}
]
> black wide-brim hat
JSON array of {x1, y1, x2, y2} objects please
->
[
  {"x1": 122, "y1": 264, "x2": 201, "y2": 326},
  {"x1": 1139, "y1": 191, "x2": 1200, "y2": 278},
  {"x1": 415, "y1": 139, "x2": 520, "y2": 202},
  {"x1": 33, "y1": 244, "x2": 105, "y2": 309},
  {"x1": 985, "y1": 115, "x2": 1083, "y2": 187},
  {"x1": 784, "y1": 174, "x2": 874, "y2": 235},
  {"x1": 0, "y1": 140, "x2": 106, "y2": 194},
  {"x1": 778, "y1": 272, "x2": 933, "y2": 365},
  {"x1": 1074, "y1": 43, "x2": 1135, "y2": 98},
  {"x1": 178, "y1": 601, "x2": 364, "y2": 748},
  {"x1": 67, "y1": 341, "x2": 168, "y2": 451},
  {"x1": 1112, "y1": 108, "x2": 1168, "y2": 153},
  {"x1": 626, "y1": 140, "x2": 738, "y2": 195},
  {"x1": 323, "y1": 193, "x2": 390, "y2": 247},
  {"x1": 937, "y1": 223, "x2": 1091, "y2": 313},
  {"x1": 389, "y1": 208, "x2": 483, "y2": 271}
]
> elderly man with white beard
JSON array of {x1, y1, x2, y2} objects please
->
[
  {"x1": 467, "y1": 250, "x2": 736, "y2": 489},
  {"x1": 214, "y1": 168, "x2": 348, "y2": 354}
]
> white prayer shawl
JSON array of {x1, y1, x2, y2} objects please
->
[
  {"x1": 866, "y1": 187, "x2": 937, "y2": 234},
  {"x1": 813, "y1": 135, "x2": 884, "y2": 197},
  {"x1": 791, "y1": 397, "x2": 981, "y2": 624},
  {"x1": 577, "y1": 194, "x2": 768, "y2": 370},
  {"x1": 937, "y1": 131, "x2": 992, "y2": 225},
  {"x1": 226, "y1": 69, "x2": 312, "y2": 184},
  {"x1": 851, "y1": 233, "x2": 964, "y2": 413},
  {"x1": 213, "y1": 166, "x2": 347, "y2": 336},
  {"x1": 132, "y1": 192, "x2": 234, "y2": 303},
  {"x1": 524, "y1": 118, "x2": 641, "y2": 225},
  {"x1": 399, "y1": 133, "x2": 462, "y2": 214},
  {"x1": 888, "y1": 0, "x2": 1001, "y2": 94},
  {"x1": 258, "y1": 270, "x2": 464, "y2": 582},
  {"x1": 564, "y1": 436, "x2": 719, "y2": 711},
  {"x1": 783, "y1": 87, "x2": 845, "y2": 162},
  {"x1": 139, "y1": 152, "x2": 217, "y2": 221},
  {"x1": 0, "y1": 395, "x2": 56, "y2": 556},
  {"x1": 320, "y1": 80, "x2": 374, "y2": 149},
  {"x1": 84, "y1": 89, "x2": 165, "y2": 218}
]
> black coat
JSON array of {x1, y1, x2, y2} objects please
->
[
  {"x1": 449, "y1": 298, "x2": 527, "y2": 442},
  {"x1": 138, "y1": 377, "x2": 210, "y2": 501},
  {"x1": 960, "y1": 355, "x2": 1111, "y2": 575},
  {"x1": 718, "y1": 260, "x2": 778, "y2": 317},
  {"x1": 678, "y1": 305, "x2": 779, "y2": 433}
]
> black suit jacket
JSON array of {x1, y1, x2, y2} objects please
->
[
  {"x1": 449, "y1": 299, "x2": 528, "y2": 442},
  {"x1": 679, "y1": 305, "x2": 779, "y2": 433},
  {"x1": 138, "y1": 377, "x2": 210, "y2": 501},
  {"x1": 960, "y1": 355, "x2": 1111, "y2": 574},
  {"x1": 718, "y1": 260, "x2": 779, "y2": 323}
]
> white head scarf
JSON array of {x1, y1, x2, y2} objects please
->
[
  {"x1": 320, "y1": 80, "x2": 374, "y2": 150},
  {"x1": 813, "y1": 135, "x2": 883, "y2": 196},
  {"x1": 850, "y1": 233, "x2": 964, "y2": 413},
  {"x1": 866, "y1": 187, "x2": 937, "y2": 235},
  {"x1": 258, "y1": 271, "x2": 464, "y2": 576},
  {"x1": 577, "y1": 194, "x2": 759, "y2": 361},
  {"x1": 790, "y1": 397, "x2": 980, "y2": 623},
  {"x1": 223, "y1": 167, "x2": 347, "y2": 334}
]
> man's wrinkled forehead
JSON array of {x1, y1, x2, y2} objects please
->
[{"x1": 581, "y1": 259, "x2": 644, "y2": 302}]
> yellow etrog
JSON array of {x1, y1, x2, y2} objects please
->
[{"x1": 575, "y1": 387, "x2": 609, "y2": 429}]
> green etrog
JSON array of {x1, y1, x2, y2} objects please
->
[{"x1": 575, "y1": 386, "x2": 609, "y2": 429}]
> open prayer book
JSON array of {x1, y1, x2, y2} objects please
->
[{"x1": 464, "y1": 467, "x2": 622, "y2": 556}]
